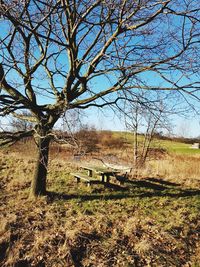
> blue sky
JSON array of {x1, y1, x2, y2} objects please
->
[
  {"x1": 1, "y1": 2, "x2": 200, "y2": 138},
  {"x1": 63, "y1": 105, "x2": 200, "y2": 138}
]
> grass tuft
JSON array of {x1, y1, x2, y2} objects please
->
[{"x1": 0, "y1": 146, "x2": 200, "y2": 266}]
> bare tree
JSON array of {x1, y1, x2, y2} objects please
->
[
  {"x1": 10, "y1": 111, "x2": 35, "y2": 131},
  {"x1": 124, "y1": 91, "x2": 172, "y2": 167},
  {"x1": 0, "y1": 0, "x2": 199, "y2": 197}
]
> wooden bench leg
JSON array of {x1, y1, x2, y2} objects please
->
[
  {"x1": 105, "y1": 175, "x2": 110, "y2": 183},
  {"x1": 76, "y1": 177, "x2": 80, "y2": 183},
  {"x1": 88, "y1": 170, "x2": 93, "y2": 177}
]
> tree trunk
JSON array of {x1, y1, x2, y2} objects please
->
[
  {"x1": 30, "y1": 132, "x2": 50, "y2": 197},
  {"x1": 133, "y1": 130, "x2": 138, "y2": 167}
]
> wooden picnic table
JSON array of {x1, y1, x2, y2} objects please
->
[{"x1": 80, "y1": 165, "x2": 120, "y2": 183}]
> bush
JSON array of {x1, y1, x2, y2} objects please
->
[
  {"x1": 99, "y1": 131, "x2": 126, "y2": 149},
  {"x1": 75, "y1": 125, "x2": 99, "y2": 153}
]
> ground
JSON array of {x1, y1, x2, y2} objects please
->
[{"x1": 0, "y1": 145, "x2": 200, "y2": 266}]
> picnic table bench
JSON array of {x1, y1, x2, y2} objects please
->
[
  {"x1": 71, "y1": 172, "x2": 101, "y2": 186},
  {"x1": 71, "y1": 165, "x2": 120, "y2": 186},
  {"x1": 71, "y1": 164, "x2": 132, "y2": 186},
  {"x1": 80, "y1": 165, "x2": 120, "y2": 183}
]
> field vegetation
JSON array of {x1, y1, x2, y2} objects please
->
[
  {"x1": 113, "y1": 131, "x2": 200, "y2": 155},
  {"x1": 0, "y1": 131, "x2": 200, "y2": 266}
]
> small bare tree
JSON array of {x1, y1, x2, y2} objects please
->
[
  {"x1": 0, "y1": 1, "x2": 199, "y2": 197},
  {"x1": 124, "y1": 92, "x2": 172, "y2": 167}
]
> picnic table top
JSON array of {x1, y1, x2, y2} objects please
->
[{"x1": 80, "y1": 165, "x2": 120, "y2": 174}]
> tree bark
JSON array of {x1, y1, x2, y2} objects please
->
[
  {"x1": 30, "y1": 131, "x2": 50, "y2": 197},
  {"x1": 133, "y1": 130, "x2": 138, "y2": 167}
]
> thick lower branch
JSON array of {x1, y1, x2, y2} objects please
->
[{"x1": 0, "y1": 130, "x2": 34, "y2": 146}]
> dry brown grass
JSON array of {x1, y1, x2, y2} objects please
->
[
  {"x1": 0, "y1": 144, "x2": 200, "y2": 266},
  {"x1": 145, "y1": 154, "x2": 200, "y2": 188}
]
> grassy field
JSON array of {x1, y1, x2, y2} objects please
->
[
  {"x1": 0, "y1": 137, "x2": 200, "y2": 266},
  {"x1": 159, "y1": 139, "x2": 200, "y2": 155},
  {"x1": 113, "y1": 130, "x2": 200, "y2": 155}
]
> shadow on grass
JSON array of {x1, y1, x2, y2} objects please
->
[
  {"x1": 145, "y1": 177, "x2": 181, "y2": 187},
  {"x1": 46, "y1": 177, "x2": 200, "y2": 203},
  {"x1": 125, "y1": 180, "x2": 168, "y2": 191}
]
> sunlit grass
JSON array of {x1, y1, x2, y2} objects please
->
[
  {"x1": 112, "y1": 131, "x2": 200, "y2": 155},
  {"x1": 1, "y1": 141, "x2": 200, "y2": 266}
]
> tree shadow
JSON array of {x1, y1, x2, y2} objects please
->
[
  {"x1": 125, "y1": 179, "x2": 168, "y2": 191},
  {"x1": 103, "y1": 182, "x2": 128, "y2": 191},
  {"x1": 115, "y1": 175, "x2": 180, "y2": 190},
  {"x1": 145, "y1": 177, "x2": 180, "y2": 186},
  {"x1": 46, "y1": 174, "x2": 200, "y2": 203},
  {"x1": 46, "y1": 182, "x2": 128, "y2": 202},
  {"x1": 46, "y1": 176, "x2": 200, "y2": 203}
]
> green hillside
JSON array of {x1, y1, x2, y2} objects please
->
[{"x1": 111, "y1": 131, "x2": 200, "y2": 155}]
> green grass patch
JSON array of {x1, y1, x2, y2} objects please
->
[
  {"x1": 112, "y1": 131, "x2": 200, "y2": 155},
  {"x1": 1, "y1": 151, "x2": 200, "y2": 266}
]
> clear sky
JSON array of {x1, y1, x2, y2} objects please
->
[
  {"x1": 75, "y1": 106, "x2": 200, "y2": 138},
  {"x1": 1, "y1": 1, "x2": 200, "y2": 138}
]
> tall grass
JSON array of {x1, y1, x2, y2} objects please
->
[{"x1": 1, "y1": 136, "x2": 200, "y2": 266}]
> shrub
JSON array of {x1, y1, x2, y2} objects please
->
[
  {"x1": 99, "y1": 131, "x2": 126, "y2": 149},
  {"x1": 74, "y1": 125, "x2": 99, "y2": 153}
]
